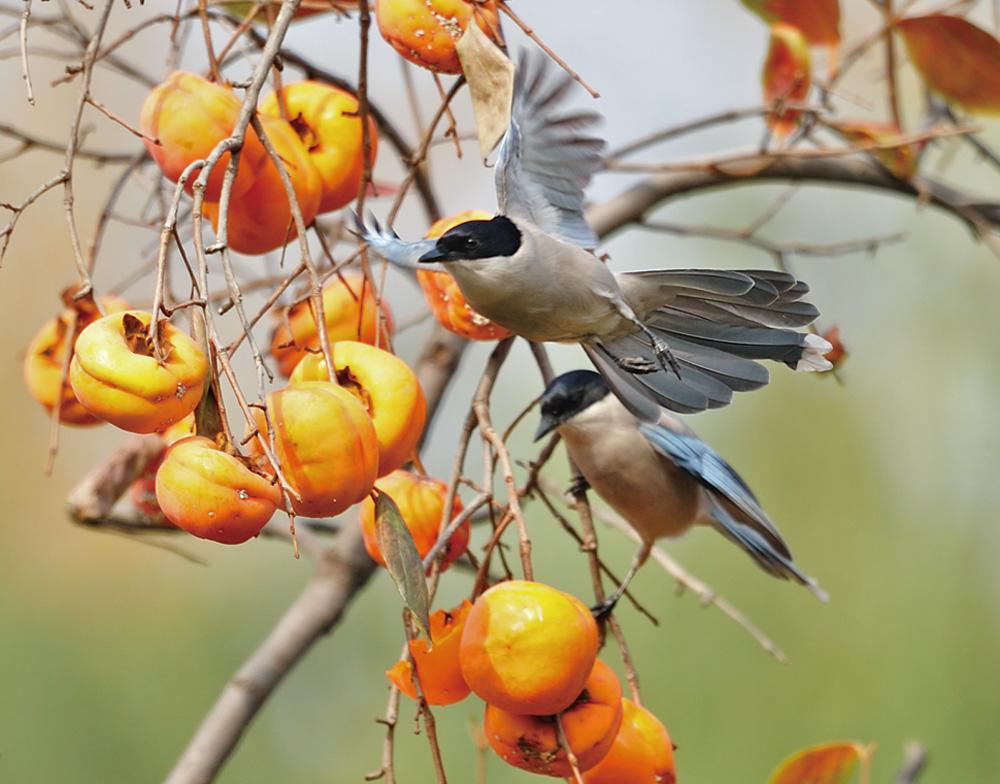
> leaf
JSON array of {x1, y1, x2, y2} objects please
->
[
  {"x1": 769, "y1": 741, "x2": 870, "y2": 784},
  {"x1": 762, "y1": 23, "x2": 812, "y2": 137},
  {"x1": 742, "y1": 0, "x2": 841, "y2": 46},
  {"x1": 374, "y1": 490, "x2": 432, "y2": 643},
  {"x1": 456, "y1": 20, "x2": 515, "y2": 159},
  {"x1": 122, "y1": 313, "x2": 154, "y2": 357},
  {"x1": 194, "y1": 381, "x2": 225, "y2": 442},
  {"x1": 827, "y1": 119, "x2": 918, "y2": 178},
  {"x1": 897, "y1": 15, "x2": 1000, "y2": 114}
]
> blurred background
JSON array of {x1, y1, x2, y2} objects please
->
[{"x1": 2, "y1": 0, "x2": 999, "y2": 781}]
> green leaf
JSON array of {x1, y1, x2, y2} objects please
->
[
  {"x1": 194, "y1": 381, "x2": 224, "y2": 442},
  {"x1": 374, "y1": 490, "x2": 432, "y2": 643}
]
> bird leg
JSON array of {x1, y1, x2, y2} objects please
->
[
  {"x1": 611, "y1": 300, "x2": 683, "y2": 379},
  {"x1": 566, "y1": 473, "x2": 590, "y2": 497},
  {"x1": 590, "y1": 540, "x2": 653, "y2": 619}
]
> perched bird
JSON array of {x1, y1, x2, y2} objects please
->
[
  {"x1": 535, "y1": 369, "x2": 827, "y2": 607},
  {"x1": 358, "y1": 54, "x2": 831, "y2": 414}
]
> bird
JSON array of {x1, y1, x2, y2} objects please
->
[
  {"x1": 535, "y1": 369, "x2": 827, "y2": 609},
  {"x1": 357, "y1": 53, "x2": 832, "y2": 415}
]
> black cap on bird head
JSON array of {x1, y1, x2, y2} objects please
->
[
  {"x1": 534, "y1": 370, "x2": 611, "y2": 441},
  {"x1": 418, "y1": 216, "x2": 522, "y2": 263}
]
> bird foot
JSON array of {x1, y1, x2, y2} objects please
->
[
  {"x1": 589, "y1": 595, "x2": 620, "y2": 620},
  {"x1": 566, "y1": 474, "x2": 590, "y2": 497},
  {"x1": 651, "y1": 338, "x2": 683, "y2": 380},
  {"x1": 615, "y1": 355, "x2": 659, "y2": 374}
]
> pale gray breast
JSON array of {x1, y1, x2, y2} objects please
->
[{"x1": 560, "y1": 396, "x2": 702, "y2": 542}]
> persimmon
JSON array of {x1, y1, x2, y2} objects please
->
[
  {"x1": 260, "y1": 81, "x2": 377, "y2": 213},
  {"x1": 289, "y1": 343, "x2": 425, "y2": 476},
  {"x1": 202, "y1": 113, "x2": 322, "y2": 255},
  {"x1": 460, "y1": 580, "x2": 599, "y2": 716},
  {"x1": 484, "y1": 659, "x2": 624, "y2": 778},
  {"x1": 266, "y1": 381, "x2": 379, "y2": 518},
  {"x1": 270, "y1": 272, "x2": 393, "y2": 377},
  {"x1": 359, "y1": 470, "x2": 468, "y2": 570},
  {"x1": 139, "y1": 71, "x2": 266, "y2": 201},
  {"x1": 386, "y1": 600, "x2": 472, "y2": 706},
  {"x1": 69, "y1": 311, "x2": 208, "y2": 434},
  {"x1": 581, "y1": 699, "x2": 677, "y2": 784},
  {"x1": 416, "y1": 210, "x2": 514, "y2": 341},
  {"x1": 23, "y1": 294, "x2": 128, "y2": 425},
  {"x1": 375, "y1": 0, "x2": 502, "y2": 74},
  {"x1": 155, "y1": 436, "x2": 282, "y2": 544}
]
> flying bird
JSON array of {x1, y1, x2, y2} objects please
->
[
  {"x1": 535, "y1": 370, "x2": 827, "y2": 609},
  {"x1": 357, "y1": 54, "x2": 831, "y2": 414}
]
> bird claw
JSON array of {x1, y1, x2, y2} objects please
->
[
  {"x1": 589, "y1": 595, "x2": 620, "y2": 620},
  {"x1": 652, "y1": 338, "x2": 683, "y2": 380},
  {"x1": 566, "y1": 474, "x2": 590, "y2": 497},
  {"x1": 615, "y1": 355, "x2": 659, "y2": 374}
]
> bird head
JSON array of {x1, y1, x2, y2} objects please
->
[
  {"x1": 534, "y1": 370, "x2": 611, "y2": 441},
  {"x1": 418, "y1": 216, "x2": 522, "y2": 263}
]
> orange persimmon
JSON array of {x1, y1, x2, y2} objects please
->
[
  {"x1": 290, "y1": 343, "x2": 425, "y2": 476},
  {"x1": 386, "y1": 600, "x2": 472, "y2": 706},
  {"x1": 270, "y1": 272, "x2": 393, "y2": 377},
  {"x1": 359, "y1": 470, "x2": 468, "y2": 570},
  {"x1": 460, "y1": 580, "x2": 599, "y2": 716},
  {"x1": 69, "y1": 311, "x2": 208, "y2": 434},
  {"x1": 260, "y1": 81, "x2": 377, "y2": 213},
  {"x1": 416, "y1": 210, "x2": 514, "y2": 341},
  {"x1": 484, "y1": 659, "x2": 624, "y2": 778},
  {"x1": 581, "y1": 699, "x2": 677, "y2": 784}
]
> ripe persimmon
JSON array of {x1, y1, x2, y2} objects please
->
[
  {"x1": 155, "y1": 436, "x2": 282, "y2": 544},
  {"x1": 289, "y1": 343, "x2": 425, "y2": 476},
  {"x1": 386, "y1": 600, "x2": 472, "y2": 706},
  {"x1": 374, "y1": 0, "x2": 502, "y2": 74},
  {"x1": 484, "y1": 659, "x2": 624, "y2": 777},
  {"x1": 416, "y1": 211, "x2": 514, "y2": 341},
  {"x1": 69, "y1": 311, "x2": 208, "y2": 434},
  {"x1": 581, "y1": 698, "x2": 677, "y2": 784},
  {"x1": 270, "y1": 272, "x2": 393, "y2": 377},
  {"x1": 460, "y1": 580, "x2": 599, "y2": 716},
  {"x1": 359, "y1": 470, "x2": 468, "y2": 570}
]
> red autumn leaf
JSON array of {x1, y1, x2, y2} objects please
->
[
  {"x1": 818, "y1": 325, "x2": 848, "y2": 370},
  {"x1": 827, "y1": 119, "x2": 918, "y2": 179},
  {"x1": 897, "y1": 15, "x2": 1000, "y2": 114},
  {"x1": 763, "y1": 23, "x2": 812, "y2": 137},
  {"x1": 742, "y1": 0, "x2": 841, "y2": 46},
  {"x1": 769, "y1": 741, "x2": 868, "y2": 784}
]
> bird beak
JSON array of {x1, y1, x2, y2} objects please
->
[
  {"x1": 533, "y1": 415, "x2": 558, "y2": 442},
  {"x1": 418, "y1": 247, "x2": 447, "y2": 264}
]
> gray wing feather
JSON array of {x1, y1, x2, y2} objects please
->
[
  {"x1": 495, "y1": 53, "x2": 604, "y2": 248},
  {"x1": 353, "y1": 211, "x2": 440, "y2": 271}
]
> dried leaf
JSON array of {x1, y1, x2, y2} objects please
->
[
  {"x1": 122, "y1": 313, "x2": 154, "y2": 357},
  {"x1": 897, "y1": 15, "x2": 1000, "y2": 114},
  {"x1": 374, "y1": 490, "x2": 432, "y2": 643},
  {"x1": 769, "y1": 741, "x2": 869, "y2": 784},
  {"x1": 742, "y1": 0, "x2": 841, "y2": 46},
  {"x1": 456, "y1": 20, "x2": 515, "y2": 159},
  {"x1": 195, "y1": 382, "x2": 224, "y2": 441},
  {"x1": 827, "y1": 119, "x2": 918, "y2": 178},
  {"x1": 763, "y1": 23, "x2": 812, "y2": 137}
]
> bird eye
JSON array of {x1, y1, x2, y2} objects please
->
[{"x1": 464, "y1": 237, "x2": 479, "y2": 248}]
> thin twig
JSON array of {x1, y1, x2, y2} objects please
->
[{"x1": 20, "y1": 0, "x2": 35, "y2": 104}]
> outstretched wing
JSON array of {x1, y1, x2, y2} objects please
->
[
  {"x1": 352, "y1": 212, "x2": 440, "y2": 271},
  {"x1": 494, "y1": 53, "x2": 605, "y2": 248}
]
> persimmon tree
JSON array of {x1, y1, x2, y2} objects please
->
[{"x1": 3, "y1": 0, "x2": 998, "y2": 781}]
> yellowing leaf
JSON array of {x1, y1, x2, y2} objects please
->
[
  {"x1": 456, "y1": 20, "x2": 515, "y2": 159},
  {"x1": 769, "y1": 741, "x2": 869, "y2": 784},
  {"x1": 827, "y1": 119, "x2": 918, "y2": 179},
  {"x1": 375, "y1": 489, "x2": 432, "y2": 643},
  {"x1": 763, "y1": 23, "x2": 812, "y2": 137},
  {"x1": 742, "y1": 0, "x2": 841, "y2": 46}
]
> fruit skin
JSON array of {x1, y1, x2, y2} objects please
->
[
  {"x1": 270, "y1": 272, "x2": 394, "y2": 377},
  {"x1": 23, "y1": 296, "x2": 128, "y2": 425},
  {"x1": 359, "y1": 470, "x2": 468, "y2": 570},
  {"x1": 417, "y1": 210, "x2": 514, "y2": 341},
  {"x1": 140, "y1": 71, "x2": 266, "y2": 201},
  {"x1": 386, "y1": 600, "x2": 472, "y2": 706},
  {"x1": 581, "y1": 699, "x2": 677, "y2": 784},
  {"x1": 290, "y1": 343, "x2": 426, "y2": 476},
  {"x1": 69, "y1": 311, "x2": 208, "y2": 434},
  {"x1": 260, "y1": 81, "x2": 378, "y2": 214},
  {"x1": 267, "y1": 381, "x2": 379, "y2": 518},
  {"x1": 484, "y1": 659, "x2": 624, "y2": 778},
  {"x1": 155, "y1": 436, "x2": 282, "y2": 544},
  {"x1": 375, "y1": 0, "x2": 502, "y2": 74},
  {"x1": 460, "y1": 580, "x2": 600, "y2": 716},
  {"x1": 202, "y1": 113, "x2": 322, "y2": 255}
]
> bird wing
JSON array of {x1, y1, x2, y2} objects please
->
[
  {"x1": 494, "y1": 53, "x2": 605, "y2": 248},
  {"x1": 352, "y1": 212, "x2": 441, "y2": 271}
]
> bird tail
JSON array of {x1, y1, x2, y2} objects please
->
[{"x1": 707, "y1": 498, "x2": 829, "y2": 602}]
